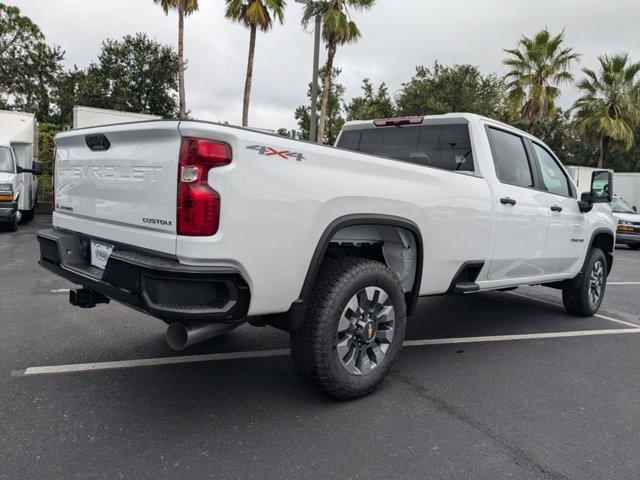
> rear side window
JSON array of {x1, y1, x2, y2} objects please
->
[
  {"x1": 336, "y1": 130, "x2": 361, "y2": 151},
  {"x1": 336, "y1": 124, "x2": 475, "y2": 172},
  {"x1": 487, "y1": 128, "x2": 533, "y2": 188}
]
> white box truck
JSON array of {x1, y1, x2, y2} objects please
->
[
  {"x1": 73, "y1": 106, "x2": 161, "y2": 129},
  {"x1": 613, "y1": 172, "x2": 640, "y2": 210},
  {"x1": 0, "y1": 110, "x2": 43, "y2": 231},
  {"x1": 567, "y1": 165, "x2": 640, "y2": 208}
]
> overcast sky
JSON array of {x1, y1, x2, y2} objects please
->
[{"x1": 9, "y1": 0, "x2": 640, "y2": 130}]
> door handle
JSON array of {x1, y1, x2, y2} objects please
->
[
  {"x1": 500, "y1": 197, "x2": 517, "y2": 206},
  {"x1": 550, "y1": 205, "x2": 563, "y2": 212}
]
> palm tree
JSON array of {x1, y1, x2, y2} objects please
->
[
  {"x1": 225, "y1": 0, "x2": 286, "y2": 127},
  {"x1": 573, "y1": 54, "x2": 640, "y2": 168},
  {"x1": 154, "y1": 0, "x2": 199, "y2": 119},
  {"x1": 302, "y1": 0, "x2": 375, "y2": 144},
  {"x1": 503, "y1": 29, "x2": 580, "y2": 133}
]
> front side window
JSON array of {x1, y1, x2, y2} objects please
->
[
  {"x1": 336, "y1": 124, "x2": 475, "y2": 172},
  {"x1": 0, "y1": 147, "x2": 14, "y2": 173},
  {"x1": 487, "y1": 128, "x2": 533, "y2": 188},
  {"x1": 532, "y1": 143, "x2": 571, "y2": 197}
]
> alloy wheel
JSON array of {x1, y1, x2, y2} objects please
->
[
  {"x1": 589, "y1": 260, "x2": 604, "y2": 308},
  {"x1": 336, "y1": 287, "x2": 395, "y2": 376}
]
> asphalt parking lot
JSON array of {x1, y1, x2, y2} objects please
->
[{"x1": 1, "y1": 216, "x2": 640, "y2": 480}]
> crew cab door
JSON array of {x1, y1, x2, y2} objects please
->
[
  {"x1": 529, "y1": 141, "x2": 588, "y2": 274},
  {"x1": 486, "y1": 127, "x2": 550, "y2": 281}
]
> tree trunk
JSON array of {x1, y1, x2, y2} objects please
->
[
  {"x1": 242, "y1": 24, "x2": 257, "y2": 127},
  {"x1": 598, "y1": 135, "x2": 609, "y2": 169},
  {"x1": 178, "y1": 2, "x2": 186, "y2": 119},
  {"x1": 317, "y1": 42, "x2": 336, "y2": 145},
  {"x1": 527, "y1": 120, "x2": 536, "y2": 134}
]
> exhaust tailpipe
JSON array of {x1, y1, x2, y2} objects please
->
[{"x1": 166, "y1": 320, "x2": 238, "y2": 350}]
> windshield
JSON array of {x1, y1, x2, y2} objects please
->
[
  {"x1": 0, "y1": 147, "x2": 14, "y2": 173},
  {"x1": 612, "y1": 196, "x2": 635, "y2": 214}
]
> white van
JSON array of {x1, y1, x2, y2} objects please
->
[{"x1": 0, "y1": 110, "x2": 42, "y2": 232}]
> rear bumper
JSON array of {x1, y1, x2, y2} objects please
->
[
  {"x1": 37, "y1": 229, "x2": 250, "y2": 324},
  {"x1": 0, "y1": 200, "x2": 17, "y2": 222}
]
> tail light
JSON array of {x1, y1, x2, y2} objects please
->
[{"x1": 177, "y1": 138, "x2": 232, "y2": 236}]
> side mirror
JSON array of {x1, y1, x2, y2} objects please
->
[
  {"x1": 32, "y1": 161, "x2": 44, "y2": 175},
  {"x1": 578, "y1": 191, "x2": 594, "y2": 213},
  {"x1": 590, "y1": 170, "x2": 613, "y2": 203},
  {"x1": 16, "y1": 161, "x2": 43, "y2": 175}
]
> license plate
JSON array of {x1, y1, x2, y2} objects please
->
[{"x1": 90, "y1": 240, "x2": 114, "y2": 270}]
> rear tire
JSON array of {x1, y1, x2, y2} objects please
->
[
  {"x1": 562, "y1": 248, "x2": 607, "y2": 317},
  {"x1": 290, "y1": 258, "x2": 407, "y2": 400}
]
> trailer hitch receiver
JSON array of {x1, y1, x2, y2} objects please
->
[{"x1": 69, "y1": 288, "x2": 110, "y2": 309}]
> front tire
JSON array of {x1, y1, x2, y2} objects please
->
[
  {"x1": 1, "y1": 213, "x2": 18, "y2": 232},
  {"x1": 562, "y1": 248, "x2": 607, "y2": 316},
  {"x1": 290, "y1": 258, "x2": 407, "y2": 400},
  {"x1": 628, "y1": 244, "x2": 640, "y2": 251}
]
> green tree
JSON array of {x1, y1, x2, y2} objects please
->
[
  {"x1": 302, "y1": 0, "x2": 375, "y2": 144},
  {"x1": 12, "y1": 42, "x2": 64, "y2": 121},
  {"x1": 0, "y1": 4, "x2": 64, "y2": 122},
  {"x1": 573, "y1": 53, "x2": 640, "y2": 168},
  {"x1": 0, "y1": 3, "x2": 41, "y2": 102},
  {"x1": 396, "y1": 63, "x2": 509, "y2": 120},
  {"x1": 225, "y1": 0, "x2": 286, "y2": 127},
  {"x1": 503, "y1": 28, "x2": 580, "y2": 133},
  {"x1": 345, "y1": 78, "x2": 395, "y2": 121},
  {"x1": 295, "y1": 67, "x2": 345, "y2": 144},
  {"x1": 50, "y1": 67, "x2": 86, "y2": 127},
  {"x1": 37, "y1": 122, "x2": 59, "y2": 175},
  {"x1": 154, "y1": 0, "x2": 199, "y2": 119},
  {"x1": 76, "y1": 33, "x2": 180, "y2": 118}
]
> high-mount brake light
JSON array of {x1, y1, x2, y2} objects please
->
[
  {"x1": 177, "y1": 138, "x2": 232, "y2": 236},
  {"x1": 373, "y1": 116, "x2": 424, "y2": 127}
]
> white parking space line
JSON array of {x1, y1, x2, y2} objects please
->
[
  {"x1": 12, "y1": 328, "x2": 640, "y2": 377},
  {"x1": 403, "y1": 329, "x2": 640, "y2": 347},
  {"x1": 607, "y1": 282, "x2": 640, "y2": 285},
  {"x1": 13, "y1": 349, "x2": 292, "y2": 376},
  {"x1": 508, "y1": 291, "x2": 640, "y2": 329},
  {"x1": 49, "y1": 289, "x2": 70, "y2": 294}
]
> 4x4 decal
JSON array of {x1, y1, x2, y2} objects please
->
[{"x1": 247, "y1": 145, "x2": 305, "y2": 162}]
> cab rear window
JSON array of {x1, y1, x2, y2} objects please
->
[{"x1": 336, "y1": 124, "x2": 474, "y2": 172}]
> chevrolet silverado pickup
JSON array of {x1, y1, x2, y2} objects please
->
[{"x1": 38, "y1": 113, "x2": 616, "y2": 399}]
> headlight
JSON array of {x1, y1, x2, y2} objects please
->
[
  {"x1": 0, "y1": 183, "x2": 12, "y2": 201},
  {"x1": 619, "y1": 220, "x2": 633, "y2": 226}
]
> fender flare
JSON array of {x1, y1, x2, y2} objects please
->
[
  {"x1": 587, "y1": 227, "x2": 615, "y2": 275},
  {"x1": 296, "y1": 213, "x2": 424, "y2": 315}
]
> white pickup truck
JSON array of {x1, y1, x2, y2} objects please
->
[{"x1": 39, "y1": 113, "x2": 616, "y2": 399}]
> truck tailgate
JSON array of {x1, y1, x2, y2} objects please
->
[{"x1": 53, "y1": 121, "x2": 181, "y2": 255}]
